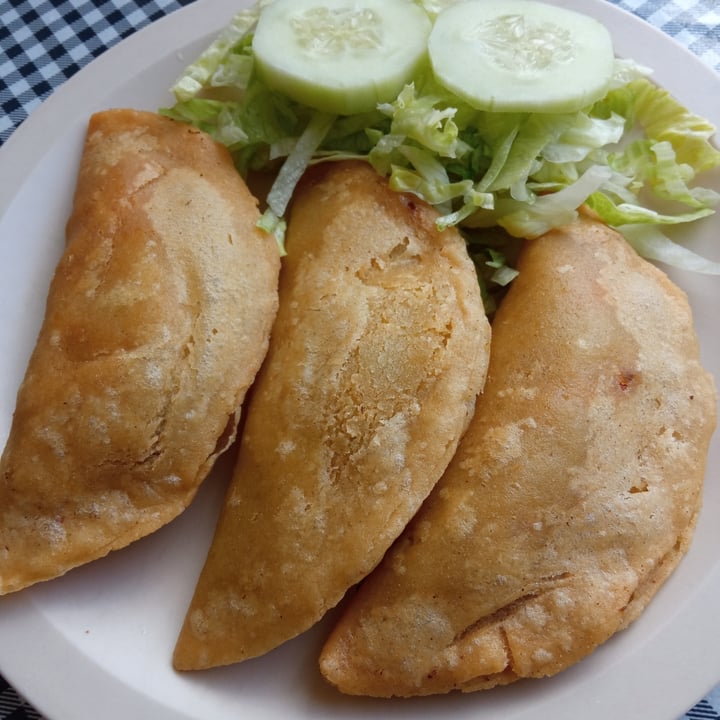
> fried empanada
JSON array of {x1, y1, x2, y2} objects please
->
[
  {"x1": 172, "y1": 160, "x2": 490, "y2": 670},
  {"x1": 0, "y1": 109, "x2": 280, "y2": 594},
  {"x1": 319, "y1": 214, "x2": 717, "y2": 696}
]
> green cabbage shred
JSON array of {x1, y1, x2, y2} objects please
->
[{"x1": 160, "y1": 0, "x2": 720, "y2": 303}]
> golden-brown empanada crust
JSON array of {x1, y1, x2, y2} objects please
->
[
  {"x1": 173, "y1": 161, "x2": 490, "y2": 670},
  {"x1": 319, "y1": 215, "x2": 716, "y2": 696},
  {"x1": 0, "y1": 109, "x2": 280, "y2": 594}
]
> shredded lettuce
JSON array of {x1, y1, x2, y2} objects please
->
[
  {"x1": 257, "y1": 208, "x2": 288, "y2": 257},
  {"x1": 265, "y1": 111, "x2": 336, "y2": 217},
  {"x1": 171, "y1": 6, "x2": 265, "y2": 102},
  {"x1": 620, "y1": 224, "x2": 720, "y2": 275},
  {"x1": 160, "y1": 0, "x2": 720, "y2": 285}
]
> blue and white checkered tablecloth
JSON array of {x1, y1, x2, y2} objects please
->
[{"x1": 0, "y1": 0, "x2": 719, "y2": 718}]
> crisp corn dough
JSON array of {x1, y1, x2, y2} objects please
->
[
  {"x1": 319, "y1": 214, "x2": 717, "y2": 696},
  {"x1": 172, "y1": 160, "x2": 490, "y2": 670},
  {"x1": 0, "y1": 109, "x2": 280, "y2": 595}
]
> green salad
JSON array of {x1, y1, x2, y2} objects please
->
[{"x1": 161, "y1": 0, "x2": 720, "y2": 308}]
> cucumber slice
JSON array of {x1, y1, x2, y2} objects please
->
[
  {"x1": 428, "y1": 0, "x2": 616, "y2": 113},
  {"x1": 252, "y1": 0, "x2": 431, "y2": 116}
]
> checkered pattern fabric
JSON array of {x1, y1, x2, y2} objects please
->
[
  {"x1": 0, "y1": 0, "x2": 718, "y2": 718},
  {"x1": 0, "y1": 0, "x2": 194, "y2": 144},
  {"x1": 612, "y1": 0, "x2": 720, "y2": 71},
  {"x1": 0, "y1": 676, "x2": 43, "y2": 720}
]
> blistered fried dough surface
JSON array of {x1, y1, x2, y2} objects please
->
[
  {"x1": 172, "y1": 161, "x2": 490, "y2": 670},
  {"x1": 0, "y1": 109, "x2": 280, "y2": 595},
  {"x1": 319, "y1": 216, "x2": 717, "y2": 697}
]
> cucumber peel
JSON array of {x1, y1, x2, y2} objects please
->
[{"x1": 252, "y1": 0, "x2": 431, "y2": 116}]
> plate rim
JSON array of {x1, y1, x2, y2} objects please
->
[{"x1": 0, "y1": 1, "x2": 719, "y2": 719}]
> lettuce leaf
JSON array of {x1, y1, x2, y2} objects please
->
[
  {"x1": 170, "y1": 7, "x2": 263, "y2": 102},
  {"x1": 620, "y1": 224, "x2": 720, "y2": 275},
  {"x1": 161, "y1": 3, "x2": 720, "y2": 280}
]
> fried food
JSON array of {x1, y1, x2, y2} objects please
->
[
  {"x1": 319, "y1": 214, "x2": 717, "y2": 696},
  {"x1": 172, "y1": 160, "x2": 490, "y2": 671},
  {"x1": 0, "y1": 109, "x2": 280, "y2": 595}
]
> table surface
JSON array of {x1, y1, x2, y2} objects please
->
[{"x1": 1, "y1": 0, "x2": 719, "y2": 718}]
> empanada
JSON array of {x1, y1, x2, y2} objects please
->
[
  {"x1": 172, "y1": 160, "x2": 490, "y2": 670},
  {"x1": 0, "y1": 109, "x2": 280, "y2": 594},
  {"x1": 319, "y1": 214, "x2": 717, "y2": 696}
]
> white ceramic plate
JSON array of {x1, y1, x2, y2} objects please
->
[{"x1": 0, "y1": 1, "x2": 719, "y2": 719}]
